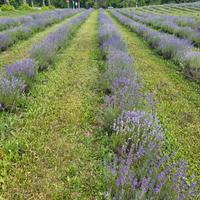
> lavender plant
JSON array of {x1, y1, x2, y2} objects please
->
[
  {"x1": 99, "y1": 11, "x2": 141, "y2": 132},
  {"x1": 0, "y1": 76, "x2": 26, "y2": 111},
  {"x1": 119, "y1": 10, "x2": 200, "y2": 46},
  {"x1": 0, "y1": 17, "x2": 21, "y2": 32},
  {"x1": 6, "y1": 59, "x2": 37, "y2": 89}
]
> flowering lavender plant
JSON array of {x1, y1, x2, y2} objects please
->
[
  {"x1": 0, "y1": 76, "x2": 26, "y2": 111},
  {"x1": 106, "y1": 142, "x2": 198, "y2": 200},
  {"x1": 6, "y1": 59, "x2": 37, "y2": 88}
]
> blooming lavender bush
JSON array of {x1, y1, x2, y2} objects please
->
[
  {"x1": 6, "y1": 59, "x2": 37, "y2": 88},
  {"x1": 99, "y1": 11, "x2": 141, "y2": 132},
  {"x1": 0, "y1": 17, "x2": 21, "y2": 32},
  {"x1": 0, "y1": 76, "x2": 26, "y2": 111},
  {"x1": 184, "y1": 51, "x2": 200, "y2": 81},
  {"x1": 106, "y1": 142, "x2": 198, "y2": 200}
]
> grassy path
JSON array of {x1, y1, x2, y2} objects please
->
[
  {"x1": 0, "y1": 12, "x2": 80, "y2": 67},
  {"x1": 1, "y1": 11, "x2": 106, "y2": 199},
  {"x1": 109, "y1": 12, "x2": 200, "y2": 177}
]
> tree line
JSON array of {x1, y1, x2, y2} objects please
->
[{"x1": 0, "y1": 0, "x2": 199, "y2": 9}]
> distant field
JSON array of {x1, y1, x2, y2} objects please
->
[
  {"x1": 0, "y1": 3, "x2": 199, "y2": 199},
  {"x1": 136, "y1": 2, "x2": 200, "y2": 16}
]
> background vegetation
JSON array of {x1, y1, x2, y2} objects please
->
[{"x1": 0, "y1": 0, "x2": 199, "y2": 9}]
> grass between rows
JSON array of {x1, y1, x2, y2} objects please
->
[
  {"x1": 0, "y1": 11, "x2": 81, "y2": 68},
  {"x1": 109, "y1": 11, "x2": 200, "y2": 178},
  {"x1": 0, "y1": 10, "x2": 107, "y2": 199},
  {"x1": 0, "y1": 9, "x2": 47, "y2": 17}
]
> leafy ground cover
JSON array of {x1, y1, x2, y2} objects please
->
[{"x1": 109, "y1": 11, "x2": 200, "y2": 178}]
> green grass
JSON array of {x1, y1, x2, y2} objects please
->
[
  {"x1": 109, "y1": 11, "x2": 200, "y2": 178},
  {"x1": 0, "y1": 12, "x2": 80, "y2": 68},
  {"x1": 0, "y1": 11, "x2": 107, "y2": 199},
  {"x1": 0, "y1": 9, "x2": 47, "y2": 17}
]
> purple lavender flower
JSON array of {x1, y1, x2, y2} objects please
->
[
  {"x1": 0, "y1": 75, "x2": 26, "y2": 110},
  {"x1": 6, "y1": 59, "x2": 37, "y2": 87}
]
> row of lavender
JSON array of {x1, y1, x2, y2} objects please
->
[
  {"x1": 111, "y1": 11, "x2": 200, "y2": 82},
  {"x1": 99, "y1": 11, "x2": 198, "y2": 199},
  {"x1": 0, "y1": 9, "x2": 77, "y2": 32},
  {"x1": 118, "y1": 9, "x2": 200, "y2": 47},
  {"x1": 0, "y1": 10, "x2": 91, "y2": 112},
  {"x1": 0, "y1": 9, "x2": 79, "y2": 51},
  {"x1": 151, "y1": 2, "x2": 200, "y2": 11}
]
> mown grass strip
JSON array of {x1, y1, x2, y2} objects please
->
[
  {"x1": 109, "y1": 11, "x2": 200, "y2": 178},
  {"x1": 0, "y1": 10, "x2": 107, "y2": 199}
]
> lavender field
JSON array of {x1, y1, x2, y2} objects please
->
[{"x1": 0, "y1": 3, "x2": 200, "y2": 199}]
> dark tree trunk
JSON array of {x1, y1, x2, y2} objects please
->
[
  {"x1": 78, "y1": 0, "x2": 80, "y2": 8},
  {"x1": 4, "y1": 0, "x2": 10, "y2": 4}
]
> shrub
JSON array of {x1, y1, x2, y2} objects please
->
[
  {"x1": 184, "y1": 51, "x2": 200, "y2": 81},
  {"x1": 0, "y1": 76, "x2": 26, "y2": 111},
  {"x1": 18, "y1": 4, "x2": 34, "y2": 11},
  {"x1": 41, "y1": 6, "x2": 50, "y2": 10},
  {"x1": 1, "y1": 4, "x2": 15, "y2": 11},
  {"x1": 48, "y1": 5, "x2": 55, "y2": 10},
  {"x1": 0, "y1": 34, "x2": 13, "y2": 51},
  {"x1": 6, "y1": 59, "x2": 37, "y2": 89}
]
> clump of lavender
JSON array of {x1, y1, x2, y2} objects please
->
[
  {"x1": 6, "y1": 59, "x2": 37, "y2": 88},
  {"x1": 99, "y1": 12, "x2": 142, "y2": 132},
  {"x1": 106, "y1": 142, "x2": 198, "y2": 200},
  {"x1": 0, "y1": 17, "x2": 21, "y2": 31},
  {"x1": 0, "y1": 76, "x2": 26, "y2": 111},
  {"x1": 184, "y1": 51, "x2": 200, "y2": 81}
]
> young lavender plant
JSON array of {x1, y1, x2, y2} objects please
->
[{"x1": 6, "y1": 59, "x2": 37, "y2": 89}]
